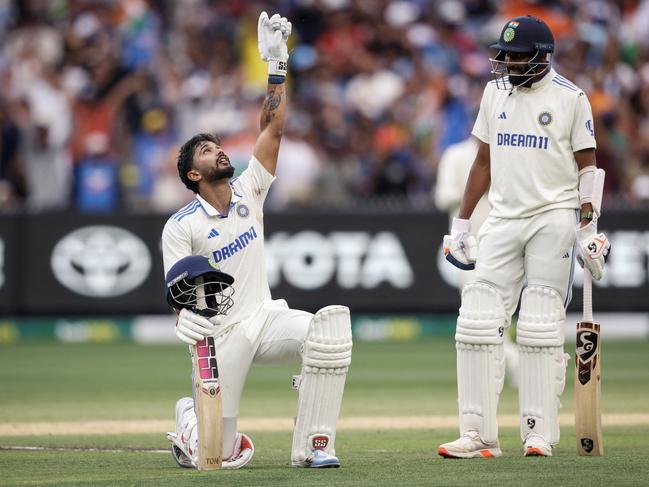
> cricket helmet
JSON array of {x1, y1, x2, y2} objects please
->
[
  {"x1": 165, "y1": 255, "x2": 234, "y2": 317},
  {"x1": 489, "y1": 16, "x2": 554, "y2": 88}
]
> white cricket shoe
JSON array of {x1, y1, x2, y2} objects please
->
[
  {"x1": 524, "y1": 434, "x2": 553, "y2": 457},
  {"x1": 223, "y1": 433, "x2": 255, "y2": 469},
  {"x1": 438, "y1": 430, "x2": 502, "y2": 458},
  {"x1": 292, "y1": 449, "x2": 341, "y2": 468},
  {"x1": 168, "y1": 433, "x2": 194, "y2": 468},
  {"x1": 167, "y1": 397, "x2": 197, "y2": 468},
  {"x1": 166, "y1": 397, "x2": 255, "y2": 469},
  {"x1": 168, "y1": 431, "x2": 255, "y2": 469}
]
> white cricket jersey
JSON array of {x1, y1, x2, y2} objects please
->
[
  {"x1": 162, "y1": 156, "x2": 275, "y2": 324},
  {"x1": 472, "y1": 68, "x2": 596, "y2": 218}
]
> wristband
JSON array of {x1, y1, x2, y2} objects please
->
[
  {"x1": 268, "y1": 75, "x2": 285, "y2": 84},
  {"x1": 268, "y1": 59, "x2": 288, "y2": 77}
]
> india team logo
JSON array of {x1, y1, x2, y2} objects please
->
[
  {"x1": 503, "y1": 27, "x2": 515, "y2": 42},
  {"x1": 237, "y1": 204, "x2": 250, "y2": 218},
  {"x1": 538, "y1": 111, "x2": 553, "y2": 126}
]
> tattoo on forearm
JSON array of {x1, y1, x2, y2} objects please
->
[{"x1": 262, "y1": 88, "x2": 282, "y2": 125}]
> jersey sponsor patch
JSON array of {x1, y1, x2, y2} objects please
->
[
  {"x1": 211, "y1": 225, "x2": 258, "y2": 263},
  {"x1": 497, "y1": 132, "x2": 549, "y2": 150}
]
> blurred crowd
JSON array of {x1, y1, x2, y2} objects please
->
[{"x1": 1, "y1": 0, "x2": 649, "y2": 214}]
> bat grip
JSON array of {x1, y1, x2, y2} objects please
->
[{"x1": 583, "y1": 268, "x2": 593, "y2": 323}]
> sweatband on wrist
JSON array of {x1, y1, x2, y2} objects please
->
[
  {"x1": 268, "y1": 75, "x2": 285, "y2": 84},
  {"x1": 268, "y1": 59, "x2": 288, "y2": 77}
]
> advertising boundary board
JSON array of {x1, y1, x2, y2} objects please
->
[{"x1": 0, "y1": 210, "x2": 647, "y2": 315}]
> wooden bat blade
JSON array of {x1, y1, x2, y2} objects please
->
[
  {"x1": 193, "y1": 337, "x2": 223, "y2": 470},
  {"x1": 575, "y1": 321, "x2": 603, "y2": 456}
]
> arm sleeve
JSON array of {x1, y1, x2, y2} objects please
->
[
  {"x1": 161, "y1": 219, "x2": 192, "y2": 276},
  {"x1": 471, "y1": 86, "x2": 490, "y2": 144},
  {"x1": 571, "y1": 93, "x2": 597, "y2": 152},
  {"x1": 235, "y1": 156, "x2": 276, "y2": 208}
]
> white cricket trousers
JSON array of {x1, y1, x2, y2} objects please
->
[
  {"x1": 474, "y1": 208, "x2": 578, "y2": 319},
  {"x1": 197, "y1": 298, "x2": 311, "y2": 457}
]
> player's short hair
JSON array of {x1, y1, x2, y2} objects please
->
[{"x1": 177, "y1": 133, "x2": 222, "y2": 193}]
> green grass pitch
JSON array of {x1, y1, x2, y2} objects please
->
[{"x1": 1, "y1": 338, "x2": 648, "y2": 486}]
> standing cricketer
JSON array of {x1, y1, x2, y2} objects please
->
[
  {"x1": 439, "y1": 15, "x2": 610, "y2": 458},
  {"x1": 435, "y1": 136, "x2": 519, "y2": 389},
  {"x1": 162, "y1": 11, "x2": 352, "y2": 469}
]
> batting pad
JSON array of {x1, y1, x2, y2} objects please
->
[
  {"x1": 517, "y1": 286, "x2": 568, "y2": 445},
  {"x1": 455, "y1": 282, "x2": 506, "y2": 444},
  {"x1": 292, "y1": 305, "x2": 352, "y2": 463}
]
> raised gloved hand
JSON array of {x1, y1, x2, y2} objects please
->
[
  {"x1": 443, "y1": 217, "x2": 478, "y2": 271},
  {"x1": 175, "y1": 308, "x2": 216, "y2": 345},
  {"x1": 258, "y1": 11, "x2": 291, "y2": 77},
  {"x1": 575, "y1": 221, "x2": 610, "y2": 280}
]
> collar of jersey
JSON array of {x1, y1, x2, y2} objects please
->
[
  {"x1": 196, "y1": 186, "x2": 242, "y2": 218},
  {"x1": 516, "y1": 67, "x2": 556, "y2": 92}
]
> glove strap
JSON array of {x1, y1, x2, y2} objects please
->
[{"x1": 268, "y1": 59, "x2": 287, "y2": 78}]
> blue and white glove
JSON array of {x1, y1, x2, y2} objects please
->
[
  {"x1": 257, "y1": 11, "x2": 291, "y2": 78},
  {"x1": 443, "y1": 217, "x2": 478, "y2": 271},
  {"x1": 575, "y1": 221, "x2": 611, "y2": 280}
]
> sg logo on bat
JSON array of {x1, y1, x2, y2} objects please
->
[{"x1": 581, "y1": 438, "x2": 594, "y2": 453}]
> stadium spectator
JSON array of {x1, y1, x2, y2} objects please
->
[{"x1": 0, "y1": 0, "x2": 647, "y2": 212}]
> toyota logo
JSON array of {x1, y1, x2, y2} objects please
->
[{"x1": 51, "y1": 226, "x2": 151, "y2": 297}]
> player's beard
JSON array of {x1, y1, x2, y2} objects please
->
[
  {"x1": 508, "y1": 59, "x2": 549, "y2": 87},
  {"x1": 508, "y1": 73, "x2": 529, "y2": 86},
  {"x1": 204, "y1": 161, "x2": 235, "y2": 183},
  {"x1": 507, "y1": 64, "x2": 533, "y2": 86}
]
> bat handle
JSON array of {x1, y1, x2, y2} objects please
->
[{"x1": 583, "y1": 268, "x2": 593, "y2": 323}]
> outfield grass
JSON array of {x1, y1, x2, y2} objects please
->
[{"x1": 1, "y1": 339, "x2": 648, "y2": 486}]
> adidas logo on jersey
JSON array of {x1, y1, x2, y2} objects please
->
[
  {"x1": 208, "y1": 228, "x2": 219, "y2": 239},
  {"x1": 562, "y1": 251, "x2": 570, "y2": 259},
  {"x1": 498, "y1": 112, "x2": 507, "y2": 119}
]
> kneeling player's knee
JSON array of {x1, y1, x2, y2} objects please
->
[
  {"x1": 456, "y1": 282, "x2": 506, "y2": 345},
  {"x1": 303, "y1": 305, "x2": 353, "y2": 370},
  {"x1": 516, "y1": 286, "x2": 565, "y2": 347}
]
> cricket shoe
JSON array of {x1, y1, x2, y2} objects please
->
[
  {"x1": 167, "y1": 431, "x2": 255, "y2": 469},
  {"x1": 167, "y1": 397, "x2": 197, "y2": 468},
  {"x1": 524, "y1": 434, "x2": 553, "y2": 457},
  {"x1": 438, "y1": 430, "x2": 502, "y2": 458},
  {"x1": 168, "y1": 432, "x2": 194, "y2": 468},
  {"x1": 292, "y1": 450, "x2": 341, "y2": 468},
  {"x1": 222, "y1": 433, "x2": 255, "y2": 469}
]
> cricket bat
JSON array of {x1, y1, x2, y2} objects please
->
[
  {"x1": 191, "y1": 336, "x2": 223, "y2": 470},
  {"x1": 575, "y1": 268, "x2": 603, "y2": 456}
]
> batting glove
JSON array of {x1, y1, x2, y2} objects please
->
[
  {"x1": 175, "y1": 308, "x2": 216, "y2": 345},
  {"x1": 258, "y1": 11, "x2": 291, "y2": 77},
  {"x1": 443, "y1": 217, "x2": 478, "y2": 271},
  {"x1": 575, "y1": 221, "x2": 611, "y2": 281}
]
